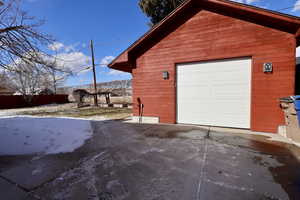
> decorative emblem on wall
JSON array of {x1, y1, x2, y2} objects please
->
[{"x1": 263, "y1": 63, "x2": 273, "y2": 73}]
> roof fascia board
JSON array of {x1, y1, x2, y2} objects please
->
[{"x1": 213, "y1": 0, "x2": 300, "y2": 23}]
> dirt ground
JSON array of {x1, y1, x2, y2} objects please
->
[
  {"x1": 67, "y1": 95, "x2": 132, "y2": 104},
  {"x1": 87, "y1": 96, "x2": 132, "y2": 104},
  {"x1": 0, "y1": 103, "x2": 132, "y2": 120},
  {"x1": 0, "y1": 120, "x2": 300, "y2": 200}
]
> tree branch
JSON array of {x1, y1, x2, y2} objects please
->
[{"x1": 0, "y1": 25, "x2": 24, "y2": 34}]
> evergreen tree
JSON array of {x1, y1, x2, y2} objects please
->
[{"x1": 139, "y1": 0, "x2": 185, "y2": 25}]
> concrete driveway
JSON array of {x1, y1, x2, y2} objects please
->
[{"x1": 0, "y1": 120, "x2": 300, "y2": 200}]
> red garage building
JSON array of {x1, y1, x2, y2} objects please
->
[{"x1": 109, "y1": 0, "x2": 300, "y2": 133}]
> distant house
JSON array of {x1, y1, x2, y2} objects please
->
[
  {"x1": 0, "y1": 86, "x2": 14, "y2": 96},
  {"x1": 109, "y1": 0, "x2": 300, "y2": 133}
]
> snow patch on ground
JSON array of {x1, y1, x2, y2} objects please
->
[
  {"x1": 0, "y1": 117, "x2": 93, "y2": 156},
  {"x1": 0, "y1": 110, "x2": 16, "y2": 117},
  {"x1": 0, "y1": 103, "x2": 75, "y2": 117}
]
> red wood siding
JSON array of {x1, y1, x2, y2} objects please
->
[{"x1": 132, "y1": 10, "x2": 296, "y2": 133}]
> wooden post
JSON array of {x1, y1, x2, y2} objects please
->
[{"x1": 90, "y1": 40, "x2": 98, "y2": 107}]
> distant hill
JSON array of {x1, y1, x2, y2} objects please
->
[{"x1": 57, "y1": 80, "x2": 132, "y2": 96}]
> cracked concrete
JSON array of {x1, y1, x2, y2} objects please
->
[{"x1": 1, "y1": 120, "x2": 300, "y2": 200}]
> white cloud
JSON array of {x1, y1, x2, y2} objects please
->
[
  {"x1": 231, "y1": 0, "x2": 243, "y2": 3},
  {"x1": 48, "y1": 42, "x2": 79, "y2": 53},
  {"x1": 246, "y1": 0, "x2": 260, "y2": 3},
  {"x1": 56, "y1": 52, "x2": 91, "y2": 74},
  {"x1": 100, "y1": 56, "x2": 115, "y2": 66},
  {"x1": 293, "y1": 0, "x2": 300, "y2": 11},
  {"x1": 6, "y1": 50, "x2": 91, "y2": 75},
  {"x1": 99, "y1": 55, "x2": 126, "y2": 75},
  {"x1": 47, "y1": 42, "x2": 91, "y2": 74},
  {"x1": 108, "y1": 69, "x2": 127, "y2": 75},
  {"x1": 230, "y1": 0, "x2": 260, "y2": 4},
  {"x1": 64, "y1": 45, "x2": 76, "y2": 53},
  {"x1": 48, "y1": 42, "x2": 64, "y2": 51}
]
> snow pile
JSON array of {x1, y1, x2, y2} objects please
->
[
  {"x1": 0, "y1": 117, "x2": 93, "y2": 156},
  {"x1": 0, "y1": 110, "x2": 16, "y2": 117}
]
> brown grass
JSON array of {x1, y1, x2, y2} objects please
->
[{"x1": 19, "y1": 104, "x2": 132, "y2": 120}]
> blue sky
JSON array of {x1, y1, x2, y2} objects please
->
[{"x1": 20, "y1": 0, "x2": 300, "y2": 86}]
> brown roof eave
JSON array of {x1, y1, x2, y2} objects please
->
[
  {"x1": 296, "y1": 27, "x2": 300, "y2": 46},
  {"x1": 108, "y1": 62, "x2": 133, "y2": 73}
]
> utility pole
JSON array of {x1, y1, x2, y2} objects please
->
[{"x1": 90, "y1": 40, "x2": 98, "y2": 107}]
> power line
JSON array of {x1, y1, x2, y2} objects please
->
[
  {"x1": 230, "y1": 0, "x2": 300, "y2": 13},
  {"x1": 252, "y1": 1, "x2": 300, "y2": 13},
  {"x1": 276, "y1": 4, "x2": 300, "y2": 12}
]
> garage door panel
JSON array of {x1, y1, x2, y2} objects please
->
[{"x1": 177, "y1": 58, "x2": 251, "y2": 129}]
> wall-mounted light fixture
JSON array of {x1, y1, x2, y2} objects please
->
[
  {"x1": 162, "y1": 71, "x2": 169, "y2": 80},
  {"x1": 263, "y1": 62, "x2": 273, "y2": 73}
]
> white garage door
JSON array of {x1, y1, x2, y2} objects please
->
[{"x1": 176, "y1": 58, "x2": 251, "y2": 129}]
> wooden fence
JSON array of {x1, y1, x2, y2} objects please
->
[{"x1": 0, "y1": 95, "x2": 69, "y2": 109}]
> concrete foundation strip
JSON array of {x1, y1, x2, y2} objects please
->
[{"x1": 196, "y1": 127, "x2": 210, "y2": 199}]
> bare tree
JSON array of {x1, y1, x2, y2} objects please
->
[
  {"x1": 5, "y1": 52, "x2": 74, "y2": 100},
  {"x1": 42, "y1": 54, "x2": 73, "y2": 94},
  {"x1": 42, "y1": 67, "x2": 61, "y2": 94},
  {"x1": 8, "y1": 61, "x2": 44, "y2": 98},
  {"x1": 0, "y1": 0, "x2": 52, "y2": 70},
  {"x1": 0, "y1": 71, "x2": 10, "y2": 87}
]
